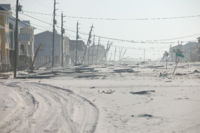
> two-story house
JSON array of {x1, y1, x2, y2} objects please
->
[
  {"x1": 8, "y1": 17, "x2": 35, "y2": 69},
  {"x1": 0, "y1": 4, "x2": 11, "y2": 71}
]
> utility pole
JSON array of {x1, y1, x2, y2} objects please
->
[
  {"x1": 105, "y1": 41, "x2": 112, "y2": 63},
  {"x1": 52, "y1": 0, "x2": 56, "y2": 69},
  {"x1": 75, "y1": 22, "x2": 79, "y2": 65},
  {"x1": 61, "y1": 12, "x2": 65, "y2": 67},
  {"x1": 82, "y1": 25, "x2": 93, "y2": 64},
  {"x1": 96, "y1": 37, "x2": 100, "y2": 64},
  {"x1": 91, "y1": 35, "x2": 95, "y2": 65},
  {"x1": 13, "y1": 0, "x2": 19, "y2": 78},
  {"x1": 87, "y1": 25, "x2": 93, "y2": 65}
]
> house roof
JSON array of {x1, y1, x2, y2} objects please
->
[
  {"x1": 9, "y1": 16, "x2": 33, "y2": 28},
  {"x1": 34, "y1": 31, "x2": 61, "y2": 38},
  {"x1": 0, "y1": 4, "x2": 11, "y2": 11},
  {"x1": 69, "y1": 40, "x2": 86, "y2": 51},
  {"x1": 34, "y1": 31, "x2": 52, "y2": 36},
  {"x1": 35, "y1": 30, "x2": 69, "y2": 38}
]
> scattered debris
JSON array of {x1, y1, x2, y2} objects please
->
[
  {"x1": 159, "y1": 72, "x2": 168, "y2": 77},
  {"x1": 113, "y1": 68, "x2": 134, "y2": 73},
  {"x1": 146, "y1": 65, "x2": 164, "y2": 69},
  {"x1": 191, "y1": 70, "x2": 200, "y2": 74},
  {"x1": 138, "y1": 114, "x2": 153, "y2": 119},
  {"x1": 175, "y1": 97, "x2": 189, "y2": 100},
  {"x1": 175, "y1": 73, "x2": 187, "y2": 76},
  {"x1": 76, "y1": 74, "x2": 102, "y2": 79},
  {"x1": 75, "y1": 67, "x2": 95, "y2": 73},
  {"x1": 130, "y1": 90, "x2": 155, "y2": 95},
  {"x1": 98, "y1": 89, "x2": 115, "y2": 94},
  {"x1": 90, "y1": 86, "x2": 96, "y2": 89},
  {"x1": 0, "y1": 74, "x2": 10, "y2": 79},
  {"x1": 165, "y1": 80, "x2": 172, "y2": 82},
  {"x1": 17, "y1": 75, "x2": 52, "y2": 79},
  {"x1": 120, "y1": 63, "x2": 129, "y2": 66},
  {"x1": 129, "y1": 65, "x2": 138, "y2": 68}
]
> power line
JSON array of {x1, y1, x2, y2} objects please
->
[
  {"x1": 19, "y1": 12, "x2": 198, "y2": 44},
  {"x1": 20, "y1": 10, "x2": 200, "y2": 21},
  {"x1": 154, "y1": 33, "x2": 200, "y2": 41},
  {"x1": 21, "y1": 10, "x2": 52, "y2": 16},
  {"x1": 64, "y1": 14, "x2": 200, "y2": 21},
  {"x1": 20, "y1": 13, "x2": 76, "y2": 32},
  {"x1": 21, "y1": 13, "x2": 53, "y2": 26}
]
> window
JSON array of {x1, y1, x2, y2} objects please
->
[
  {"x1": 5, "y1": 32, "x2": 10, "y2": 44},
  {"x1": 20, "y1": 44, "x2": 25, "y2": 55},
  {"x1": 9, "y1": 31, "x2": 14, "y2": 49}
]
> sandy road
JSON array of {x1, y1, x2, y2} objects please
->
[{"x1": 0, "y1": 82, "x2": 99, "y2": 133}]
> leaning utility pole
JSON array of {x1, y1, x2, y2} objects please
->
[
  {"x1": 82, "y1": 25, "x2": 93, "y2": 64},
  {"x1": 87, "y1": 25, "x2": 94, "y2": 65},
  {"x1": 13, "y1": 0, "x2": 19, "y2": 78},
  {"x1": 96, "y1": 37, "x2": 100, "y2": 64},
  {"x1": 105, "y1": 41, "x2": 112, "y2": 62},
  {"x1": 52, "y1": 0, "x2": 56, "y2": 68},
  {"x1": 75, "y1": 22, "x2": 79, "y2": 65},
  {"x1": 91, "y1": 35, "x2": 95, "y2": 65},
  {"x1": 61, "y1": 12, "x2": 64, "y2": 67}
]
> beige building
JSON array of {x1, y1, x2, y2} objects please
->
[
  {"x1": 0, "y1": 4, "x2": 12, "y2": 71},
  {"x1": 0, "y1": 4, "x2": 35, "y2": 71}
]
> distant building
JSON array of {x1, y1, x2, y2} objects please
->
[
  {"x1": 198, "y1": 37, "x2": 200, "y2": 43},
  {"x1": 87, "y1": 45, "x2": 106, "y2": 64},
  {"x1": 34, "y1": 31, "x2": 70, "y2": 67},
  {"x1": 69, "y1": 40, "x2": 86, "y2": 64},
  {"x1": 168, "y1": 38, "x2": 200, "y2": 62}
]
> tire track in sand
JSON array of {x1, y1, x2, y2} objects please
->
[{"x1": 0, "y1": 82, "x2": 99, "y2": 133}]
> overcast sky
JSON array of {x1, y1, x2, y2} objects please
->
[{"x1": 1, "y1": 0, "x2": 200, "y2": 60}]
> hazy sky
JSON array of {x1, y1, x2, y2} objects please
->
[{"x1": 1, "y1": 0, "x2": 200, "y2": 60}]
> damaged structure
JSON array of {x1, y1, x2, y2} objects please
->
[{"x1": 162, "y1": 37, "x2": 200, "y2": 62}]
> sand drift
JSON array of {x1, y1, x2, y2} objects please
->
[{"x1": 0, "y1": 82, "x2": 99, "y2": 133}]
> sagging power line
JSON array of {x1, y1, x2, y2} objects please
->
[
  {"x1": 18, "y1": 10, "x2": 200, "y2": 21},
  {"x1": 19, "y1": 11, "x2": 198, "y2": 44}
]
